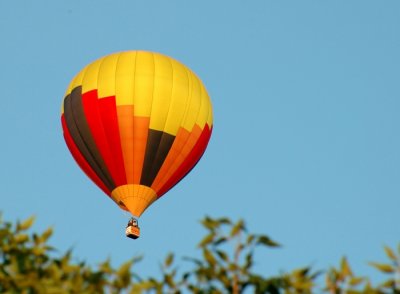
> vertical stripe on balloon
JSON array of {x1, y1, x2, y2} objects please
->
[
  {"x1": 140, "y1": 130, "x2": 175, "y2": 186},
  {"x1": 157, "y1": 124, "x2": 212, "y2": 197},
  {"x1": 63, "y1": 87, "x2": 115, "y2": 191},
  {"x1": 61, "y1": 115, "x2": 111, "y2": 197}
]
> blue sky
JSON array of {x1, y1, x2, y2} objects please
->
[{"x1": 1, "y1": 0, "x2": 399, "y2": 284}]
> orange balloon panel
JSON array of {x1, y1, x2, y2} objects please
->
[{"x1": 61, "y1": 51, "x2": 213, "y2": 217}]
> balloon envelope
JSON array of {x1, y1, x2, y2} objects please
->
[{"x1": 61, "y1": 51, "x2": 213, "y2": 217}]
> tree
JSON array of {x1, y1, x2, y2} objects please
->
[
  {"x1": 0, "y1": 214, "x2": 399, "y2": 293},
  {"x1": 0, "y1": 215, "x2": 141, "y2": 293}
]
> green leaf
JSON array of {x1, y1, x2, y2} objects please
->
[
  {"x1": 201, "y1": 216, "x2": 219, "y2": 231},
  {"x1": 14, "y1": 234, "x2": 29, "y2": 244},
  {"x1": 218, "y1": 270, "x2": 231, "y2": 288},
  {"x1": 116, "y1": 260, "x2": 133, "y2": 286},
  {"x1": 256, "y1": 235, "x2": 280, "y2": 247},
  {"x1": 349, "y1": 277, "x2": 364, "y2": 286},
  {"x1": 230, "y1": 219, "x2": 245, "y2": 237},
  {"x1": 118, "y1": 260, "x2": 133, "y2": 273},
  {"x1": 16, "y1": 216, "x2": 35, "y2": 231},
  {"x1": 198, "y1": 233, "x2": 214, "y2": 248},
  {"x1": 182, "y1": 272, "x2": 191, "y2": 281},
  {"x1": 369, "y1": 262, "x2": 394, "y2": 273},
  {"x1": 244, "y1": 252, "x2": 253, "y2": 270},
  {"x1": 164, "y1": 273, "x2": 175, "y2": 287},
  {"x1": 340, "y1": 257, "x2": 352, "y2": 277},
  {"x1": 32, "y1": 233, "x2": 39, "y2": 244},
  {"x1": 99, "y1": 259, "x2": 113, "y2": 274},
  {"x1": 164, "y1": 253, "x2": 174, "y2": 268},
  {"x1": 228, "y1": 262, "x2": 239, "y2": 271},
  {"x1": 213, "y1": 237, "x2": 227, "y2": 246},
  {"x1": 215, "y1": 250, "x2": 229, "y2": 262},
  {"x1": 246, "y1": 235, "x2": 255, "y2": 245},
  {"x1": 40, "y1": 227, "x2": 53, "y2": 243},
  {"x1": 384, "y1": 245, "x2": 397, "y2": 262},
  {"x1": 32, "y1": 247, "x2": 45, "y2": 256},
  {"x1": 293, "y1": 267, "x2": 310, "y2": 278},
  {"x1": 203, "y1": 249, "x2": 217, "y2": 267},
  {"x1": 380, "y1": 278, "x2": 395, "y2": 288},
  {"x1": 216, "y1": 217, "x2": 232, "y2": 225}
]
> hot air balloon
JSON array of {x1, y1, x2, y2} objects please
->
[{"x1": 61, "y1": 51, "x2": 213, "y2": 239}]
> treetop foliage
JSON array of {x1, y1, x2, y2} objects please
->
[{"x1": 0, "y1": 214, "x2": 399, "y2": 293}]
